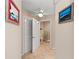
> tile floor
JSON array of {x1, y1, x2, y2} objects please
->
[{"x1": 22, "y1": 42, "x2": 55, "y2": 59}]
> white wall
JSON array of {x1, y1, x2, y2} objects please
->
[
  {"x1": 55, "y1": 0, "x2": 74, "y2": 59},
  {"x1": 5, "y1": 0, "x2": 22, "y2": 59},
  {"x1": 50, "y1": 15, "x2": 55, "y2": 49}
]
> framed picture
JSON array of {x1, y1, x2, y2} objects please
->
[
  {"x1": 7, "y1": 0, "x2": 20, "y2": 25},
  {"x1": 59, "y1": 3, "x2": 74, "y2": 24}
]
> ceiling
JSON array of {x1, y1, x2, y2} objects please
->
[{"x1": 22, "y1": 0, "x2": 54, "y2": 16}]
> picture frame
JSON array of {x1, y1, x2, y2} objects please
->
[
  {"x1": 59, "y1": 3, "x2": 74, "y2": 24},
  {"x1": 7, "y1": 0, "x2": 20, "y2": 25}
]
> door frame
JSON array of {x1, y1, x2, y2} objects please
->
[{"x1": 40, "y1": 20, "x2": 51, "y2": 47}]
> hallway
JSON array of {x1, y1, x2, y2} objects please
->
[
  {"x1": 22, "y1": 42, "x2": 55, "y2": 59},
  {"x1": 5, "y1": 0, "x2": 74, "y2": 59}
]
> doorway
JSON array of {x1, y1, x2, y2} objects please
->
[
  {"x1": 40, "y1": 21, "x2": 50, "y2": 47},
  {"x1": 22, "y1": 16, "x2": 55, "y2": 59}
]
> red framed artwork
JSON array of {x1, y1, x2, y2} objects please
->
[{"x1": 8, "y1": 0, "x2": 20, "y2": 25}]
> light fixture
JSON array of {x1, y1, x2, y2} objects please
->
[
  {"x1": 38, "y1": 13, "x2": 43, "y2": 17},
  {"x1": 40, "y1": 10, "x2": 43, "y2": 13}
]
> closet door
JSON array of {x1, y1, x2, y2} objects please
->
[{"x1": 22, "y1": 18, "x2": 32, "y2": 55}]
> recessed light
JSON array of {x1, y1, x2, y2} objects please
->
[{"x1": 38, "y1": 13, "x2": 43, "y2": 17}]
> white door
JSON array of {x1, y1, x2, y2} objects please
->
[
  {"x1": 32, "y1": 19, "x2": 40, "y2": 52},
  {"x1": 22, "y1": 18, "x2": 32, "y2": 55}
]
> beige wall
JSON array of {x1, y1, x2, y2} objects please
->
[
  {"x1": 55, "y1": 0, "x2": 74, "y2": 59},
  {"x1": 5, "y1": 0, "x2": 22, "y2": 59},
  {"x1": 5, "y1": 0, "x2": 35, "y2": 58},
  {"x1": 50, "y1": 15, "x2": 56, "y2": 49}
]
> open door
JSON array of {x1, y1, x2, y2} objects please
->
[{"x1": 32, "y1": 19, "x2": 40, "y2": 52}]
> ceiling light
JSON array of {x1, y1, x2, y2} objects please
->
[
  {"x1": 38, "y1": 13, "x2": 43, "y2": 17},
  {"x1": 40, "y1": 10, "x2": 43, "y2": 13}
]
